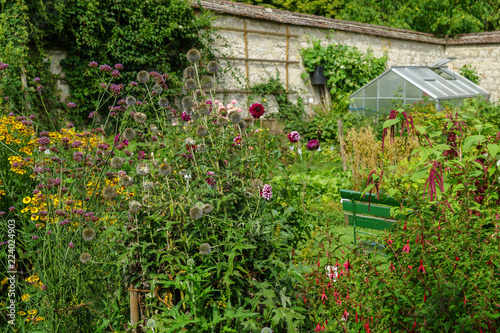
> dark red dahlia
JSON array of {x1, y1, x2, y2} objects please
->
[{"x1": 249, "y1": 103, "x2": 265, "y2": 119}]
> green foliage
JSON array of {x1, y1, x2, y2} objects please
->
[
  {"x1": 300, "y1": 38, "x2": 387, "y2": 109},
  {"x1": 230, "y1": 0, "x2": 500, "y2": 36},
  {"x1": 459, "y1": 64, "x2": 481, "y2": 84}
]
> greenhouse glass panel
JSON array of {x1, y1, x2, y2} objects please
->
[
  {"x1": 351, "y1": 90, "x2": 363, "y2": 98},
  {"x1": 364, "y1": 82, "x2": 378, "y2": 97},
  {"x1": 405, "y1": 82, "x2": 421, "y2": 99},
  {"x1": 364, "y1": 99, "x2": 378, "y2": 111},
  {"x1": 405, "y1": 99, "x2": 423, "y2": 107},
  {"x1": 378, "y1": 99, "x2": 398, "y2": 112},
  {"x1": 379, "y1": 72, "x2": 404, "y2": 98},
  {"x1": 351, "y1": 98, "x2": 363, "y2": 109}
]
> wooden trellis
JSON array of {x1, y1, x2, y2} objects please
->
[{"x1": 214, "y1": 21, "x2": 300, "y2": 94}]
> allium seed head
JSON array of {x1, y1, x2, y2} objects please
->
[
  {"x1": 110, "y1": 156, "x2": 124, "y2": 169},
  {"x1": 129, "y1": 200, "x2": 142, "y2": 213},
  {"x1": 228, "y1": 110, "x2": 242, "y2": 124},
  {"x1": 120, "y1": 175, "x2": 134, "y2": 187},
  {"x1": 190, "y1": 206, "x2": 203, "y2": 220},
  {"x1": 185, "y1": 137, "x2": 196, "y2": 146},
  {"x1": 206, "y1": 61, "x2": 220, "y2": 74},
  {"x1": 196, "y1": 125, "x2": 208, "y2": 137},
  {"x1": 217, "y1": 116, "x2": 229, "y2": 126},
  {"x1": 123, "y1": 128, "x2": 136, "y2": 141},
  {"x1": 199, "y1": 243, "x2": 211, "y2": 255},
  {"x1": 183, "y1": 66, "x2": 196, "y2": 79},
  {"x1": 196, "y1": 103, "x2": 210, "y2": 116},
  {"x1": 202, "y1": 204, "x2": 213, "y2": 214},
  {"x1": 195, "y1": 202, "x2": 205, "y2": 208},
  {"x1": 102, "y1": 186, "x2": 117, "y2": 200},
  {"x1": 182, "y1": 96, "x2": 194, "y2": 110},
  {"x1": 82, "y1": 228, "x2": 96, "y2": 241},
  {"x1": 237, "y1": 120, "x2": 247, "y2": 130},
  {"x1": 261, "y1": 328, "x2": 273, "y2": 333},
  {"x1": 187, "y1": 258, "x2": 194, "y2": 266},
  {"x1": 251, "y1": 179, "x2": 264, "y2": 189},
  {"x1": 136, "y1": 162, "x2": 150, "y2": 176},
  {"x1": 133, "y1": 112, "x2": 147, "y2": 124},
  {"x1": 137, "y1": 70, "x2": 150, "y2": 83},
  {"x1": 79, "y1": 252, "x2": 91, "y2": 263},
  {"x1": 200, "y1": 76, "x2": 213, "y2": 90},
  {"x1": 142, "y1": 181, "x2": 155, "y2": 190},
  {"x1": 197, "y1": 144, "x2": 207, "y2": 152},
  {"x1": 126, "y1": 96, "x2": 137, "y2": 106},
  {"x1": 184, "y1": 79, "x2": 197, "y2": 91},
  {"x1": 158, "y1": 97, "x2": 169, "y2": 108},
  {"x1": 152, "y1": 84, "x2": 163, "y2": 94},
  {"x1": 186, "y1": 49, "x2": 201, "y2": 63},
  {"x1": 159, "y1": 163, "x2": 172, "y2": 176}
]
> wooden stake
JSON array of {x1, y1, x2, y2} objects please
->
[
  {"x1": 337, "y1": 119, "x2": 348, "y2": 172},
  {"x1": 130, "y1": 283, "x2": 140, "y2": 329}
]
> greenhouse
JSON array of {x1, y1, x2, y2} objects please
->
[{"x1": 348, "y1": 63, "x2": 490, "y2": 116}]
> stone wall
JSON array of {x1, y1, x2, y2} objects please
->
[{"x1": 197, "y1": 0, "x2": 500, "y2": 117}]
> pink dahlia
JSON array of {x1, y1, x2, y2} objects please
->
[
  {"x1": 288, "y1": 131, "x2": 300, "y2": 143},
  {"x1": 306, "y1": 139, "x2": 320, "y2": 151},
  {"x1": 261, "y1": 184, "x2": 272, "y2": 201},
  {"x1": 249, "y1": 103, "x2": 265, "y2": 119}
]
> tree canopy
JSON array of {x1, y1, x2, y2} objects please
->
[{"x1": 232, "y1": 0, "x2": 500, "y2": 36}]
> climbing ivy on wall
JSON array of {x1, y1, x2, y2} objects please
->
[
  {"x1": 0, "y1": 0, "x2": 214, "y2": 124},
  {"x1": 300, "y1": 38, "x2": 387, "y2": 109}
]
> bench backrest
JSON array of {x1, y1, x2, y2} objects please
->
[{"x1": 340, "y1": 189, "x2": 401, "y2": 245}]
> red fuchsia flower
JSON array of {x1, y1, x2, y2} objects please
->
[
  {"x1": 402, "y1": 240, "x2": 410, "y2": 253},
  {"x1": 389, "y1": 262, "x2": 396, "y2": 272},
  {"x1": 307, "y1": 139, "x2": 320, "y2": 151},
  {"x1": 321, "y1": 290, "x2": 328, "y2": 304},
  {"x1": 261, "y1": 184, "x2": 272, "y2": 201},
  {"x1": 249, "y1": 103, "x2": 265, "y2": 119},
  {"x1": 288, "y1": 131, "x2": 300, "y2": 143},
  {"x1": 343, "y1": 259, "x2": 352, "y2": 271},
  {"x1": 417, "y1": 259, "x2": 425, "y2": 273},
  {"x1": 342, "y1": 308, "x2": 349, "y2": 321}
]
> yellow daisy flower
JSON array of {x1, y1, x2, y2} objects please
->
[{"x1": 23, "y1": 197, "x2": 31, "y2": 204}]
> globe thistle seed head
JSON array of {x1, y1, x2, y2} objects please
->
[
  {"x1": 200, "y1": 76, "x2": 213, "y2": 90},
  {"x1": 133, "y1": 112, "x2": 147, "y2": 124},
  {"x1": 217, "y1": 116, "x2": 229, "y2": 126},
  {"x1": 186, "y1": 49, "x2": 201, "y2": 63},
  {"x1": 158, "y1": 97, "x2": 169, "y2": 108},
  {"x1": 196, "y1": 125, "x2": 208, "y2": 137},
  {"x1": 79, "y1": 252, "x2": 91, "y2": 264},
  {"x1": 184, "y1": 79, "x2": 197, "y2": 91},
  {"x1": 228, "y1": 110, "x2": 242, "y2": 124},
  {"x1": 129, "y1": 200, "x2": 142, "y2": 213},
  {"x1": 126, "y1": 96, "x2": 137, "y2": 106},
  {"x1": 182, "y1": 96, "x2": 195, "y2": 110},
  {"x1": 142, "y1": 181, "x2": 155, "y2": 190},
  {"x1": 179, "y1": 169, "x2": 188, "y2": 177},
  {"x1": 206, "y1": 61, "x2": 220, "y2": 74},
  {"x1": 159, "y1": 163, "x2": 172, "y2": 176},
  {"x1": 190, "y1": 206, "x2": 203, "y2": 220},
  {"x1": 152, "y1": 84, "x2": 163, "y2": 94},
  {"x1": 237, "y1": 120, "x2": 247, "y2": 130},
  {"x1": 196, "y1": 103, "x2": 210, "y2": 116},
  {"x1": 123, "y1": 128, "x2": 136, "y2": 141},
  {"x1": 183, "y1": 66, "x2": 196, "y2": 79},
  {"x1": 185, "y1": 137, "x2": 196, "y2": 146},
  {"x1": 102, "y1": 186, "x2": 117, "y2": 200},
  {"x1": 195, "y1": 202, "x2": 205, "y2": 208},
  {"x1": 261, "y1": 328, "x2": 273, "y2": 333},
  {"x1": 137, "y1": 70, "x2": 150, "y2": 83},
  {"x1": 136, "y1": 162, "x2": 150, "y2": 176},
  {"x1": 191, "y1": 112, "x2": 200, "y2": 121},
  {"x1": 187, "y1": 258, "x2": 194, "y2": 266},
  {"x1": 110, "y1": 156, "x2": 124, "y2": 169},
  {"x1": 120, "y1": 175, "x2": 134, "y2": 187},
  {"x1": 199, "y1": 243, "x2": 211, "y2": 255},
  {"x1": 202, "y1": 204, "x2": 213, "y2": 214},
  {"x1": 197, "y1": 144, "x2": 207, "y2": 152},
  {"x1": 82, "y1": 228, "x2": 96, "y2": 241}
]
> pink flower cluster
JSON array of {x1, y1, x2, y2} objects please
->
[{"x1": 261, "y1": 184, "x2": 272, "y2": 201}]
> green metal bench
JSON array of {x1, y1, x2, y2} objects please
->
[{"x1": 340, "y1": 189, "x2": 402, "y2": 247}]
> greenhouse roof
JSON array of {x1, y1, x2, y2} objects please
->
[
  {"x1": 388, "y1": 66, "x2": 489, "y2": 99},
  {"x1": 351, "y1": 66, "x2": 490, "y2": 101}
]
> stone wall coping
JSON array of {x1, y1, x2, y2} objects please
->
[{"x1": 193, "y1": 0, "x2": 500, "y2": 45}]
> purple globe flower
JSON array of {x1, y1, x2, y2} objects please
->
[
  {"x1": 306, "y1": 139, "x2": 320, "y2": 151},
  {"x1": 89, "y1": 61, "x2": 98, "y2": 68}
]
